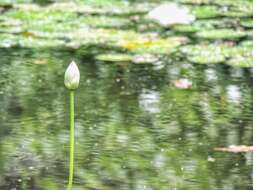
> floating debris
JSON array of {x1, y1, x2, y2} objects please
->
[
  {"x1": 147, "y1": 3, "x2": 195, "y2": 27},
  {"x1": 214, "y1": 145, "x2": 253, "y2": 153}
]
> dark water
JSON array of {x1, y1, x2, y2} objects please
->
[
  {"x1": 0, "y1": 0, "x2": 253, "y2": 190},
  {"x1": 0, "y1": 46, "x2": 253, "y2": 190}
]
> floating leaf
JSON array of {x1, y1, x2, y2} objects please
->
[
  {"x1": 192, "y1": 5, "x2": 220, "y2": 19},
  {"x1": 241, "y1": 40, "x2": 253, "y2": 47},
  {"x1": 241, "y1": 19, "x2": 253, "y2": 28},
  {"x1": 227, "y1": 56, "x2": 253, "y2": 68},
  {"x1": 196, "y1": 29, "x2": 247, "y2": 40},
  {"x1": 172, "y1": 24, "x2": 200, "y2": 33},
  {"x1": 222, "y1": 10, "x2": 253, "y2": 18},
  {"x1": 188, "y1": 54, "x2": 225, "y2": 64},
  {"x1": 181, "y1": 44, "x2": 227, "y2": 64},
  {"x1": 95, "y1": 53, "x2": 133, "y2": 62},
  {"x1": 181, "y1": 44, "x2": 253, "y2": 66},
  {"x1": 171, "y1": 19, "x2": 220, "y2": 33}
]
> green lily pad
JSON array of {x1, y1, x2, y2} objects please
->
[
  {"x1": 196, "y1": 29, "x2": 247, "y2": 40},
  {"x1": 181, "y1": 44, "x2": 226, "y2": 64},
  {"x1": 119, "y1": 37, "x2": 188, "y2": 54},
  {"x1": 95, "y1": 53, "x2": 133, "y2": 62},
  {"x1": 241, "y1": 40, "x2": 253, "y2": 47},
  {"x1": 192, "y1": 5, "x2": 220, "y2": 19},
  {"x1": 227, "y1": 56, "x2": 253, "y2": 67},
  {"x1": 188, "y1": 54, "x2": 225, "y2": 64},
  {"x1": 241, "y1": 19, "x2": 253, "y2": 28},
  {"x1": 222, "y1": 10, "x2": 253, "y2": 18},
  {"x1": 172, "y1": 24, "x2": 200, "y2": 33},
  {"x1": 78, "y1": 16, "x2": 130, "y2": 28},
  {"x1": 181, "y1": 43, "x2": 253, "y2": 66}
]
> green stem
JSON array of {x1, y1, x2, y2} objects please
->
[{"x1": 68, "y1": 90, "x2": 75, "y2": 190}]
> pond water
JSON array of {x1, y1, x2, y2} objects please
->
[{"x1": 0, "y1": 0, "x2": 253, "y2": 190}]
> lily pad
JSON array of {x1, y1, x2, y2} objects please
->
[
  {"x1": 95, "y1": 53, "x2": 133, "y2": 62},
  {"x1": 241, "y1": 19, "x2": 253, "y2": 28},
  {"x1": 172, "y1": 24, "x2": 200, "y2": 33},
  {"x1": 227, "y1": 56, "x2": 253, "y2": 68},
  {"x1": 241, "y1": 40, "x2": 253, "y2": 47},
  {"x1": 192, "y1": 5, "x2": 220, "y2": 19},
  {"x1": 221, "y1": 10, "x2": 253, "y2": 18},
  {"x1": 188, "y1": 54, "x2": 225, "y2": 64},
  {"x1": 172, "y1": 19, "x2": 221, "y2": 33},
  {"x1": 196, "y1": 29, "x2": 247, "y2": 40},
  {"x1": 119, "y1": 37, "x2": 188, "y2": 54},
  {"x1": 181, "y1": 44, "x2": 253, "y2": 66}
]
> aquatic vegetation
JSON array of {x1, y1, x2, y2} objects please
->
[
  {"x1": 196, "y1": 29, "x2": 247, "y2": 40},
  {"x1": 241, "y1": 19, "x2": 253, "y2": 28},
  {"x1": 227, "y1": 56, "x2": 253, "y2": 68},
  {"x1": 191, "y1": 5, "x2": 220, "y2": 19},
  {"x1": 95, "y1": 53, "x2": 133, "y2": 62},
  {"x1": 64, "y1": 61, "x2": 80, "y2": 190},
  {"x1": 1, "y1": 0, "x2": 253, "y2": 189},
  {"x1": 181, "y1": 43, "x2": 253, "y2": 66},
  {"x1": 119, "y1": 37, "x2": 188, "y2": 54}
]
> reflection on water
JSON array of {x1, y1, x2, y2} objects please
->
[
  {"x1": 1, "y1": 47, "x2": 253, "y2": 190},
  {"x1": 0, "y1": 1, "x2": 253, "y2": 190}
]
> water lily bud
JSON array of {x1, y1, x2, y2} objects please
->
[{"x1": 64, "y1": 61, "x2": 80, "y2": 90}]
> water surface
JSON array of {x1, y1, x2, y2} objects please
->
[{"x1": 0, "y1": 0, "x2": 253, "y2": 189}]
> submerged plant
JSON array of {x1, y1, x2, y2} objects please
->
[{"x1": 64, "y1": 61, "x2": 80, "y2": 190}]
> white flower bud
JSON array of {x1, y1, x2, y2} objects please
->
[{"x1": 64, "y1": 61, "x2": 80, "y2": 90}]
